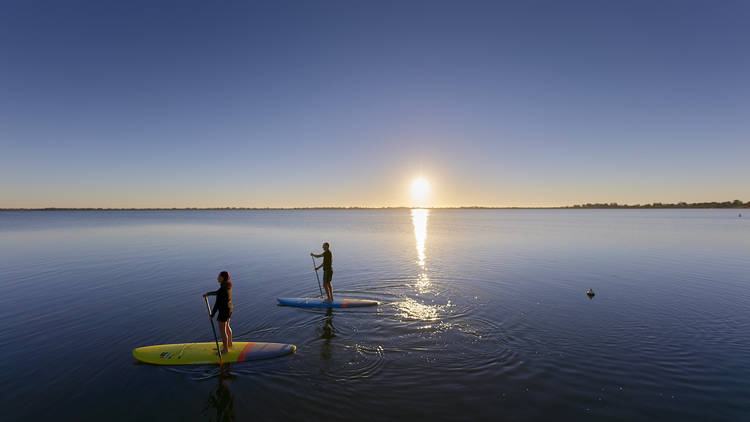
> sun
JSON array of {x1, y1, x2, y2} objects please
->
[{"x1": 411, "y1": 178, "x2": 430, "y2": 202}]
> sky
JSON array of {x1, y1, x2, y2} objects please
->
[{"x1": 1, "y1": 0, "x2": 748, "y2": 208}]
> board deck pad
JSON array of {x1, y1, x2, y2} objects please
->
[
  {"x1": 277, "y1": 297, "x2": 379, "y2": 308},
  {"x1": 132, "y1": 341, "x2": 296, "y2": 365}
]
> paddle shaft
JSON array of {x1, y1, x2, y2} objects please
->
[
  {"x1": 312, "y1": 256, "x2": 323, "y2": 296},
  {"x1": 204, "y1": 296, "x2": 222, "y2": 363}
]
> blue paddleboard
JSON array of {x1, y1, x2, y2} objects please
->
[{"x1": 277, "y1": 297, "x2": 379, "y2": 308}]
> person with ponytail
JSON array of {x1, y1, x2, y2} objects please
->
[{"x1": 203, "y1": 271, "x2": 233, "y2": 353}]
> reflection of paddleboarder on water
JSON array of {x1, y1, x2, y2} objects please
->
[
  {"x1": 311, "y1": 242, "x2": 334, "y2": 303},
  {"x1": 203, "y1": 271, "x2": 233, "y2": 354},
  {"x1": 320, "y1": 308, "x2": 335, "y2": 360},
  {"x1": 203, "y1": 366, "x2": 236, "y2": 422}
]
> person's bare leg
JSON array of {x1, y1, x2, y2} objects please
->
[
  {"x1": 218, "y1": 321, "x2": 229, "y2": 353},
  {"x1": 324, "y1": 282, "x2": 333, "y2": 302},
  {"x1": 225, "y1": 319, "x2": 232, "y2": 348}
]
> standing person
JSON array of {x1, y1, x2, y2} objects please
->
[
  {"x1": 311, "y1": 242, "x2": 334, "y2": 302},
  {"x1": 203, "y1": 271, "x2": 233, "y2": 353}
]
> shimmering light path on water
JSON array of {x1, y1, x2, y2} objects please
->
[{"x1": 0, "y1": 210, "x2": 749, "y2": 421}]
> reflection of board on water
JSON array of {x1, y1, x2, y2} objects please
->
[{"x1": 203, "y1": 367, "x2": 235, "y2": 422}]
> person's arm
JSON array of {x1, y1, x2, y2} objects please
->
[
  {"x1": 310, "y1": 252, "x2": 323, "y2": 258},
  {"x1": 202, "y1": 288, "x2": 219, "y2": 318},
  {"x1": 211, "y1": 287, "x2": 228, "y2": 317}
]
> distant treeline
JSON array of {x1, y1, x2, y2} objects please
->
[
  {"x1": 564, "y1": 200, "x2": 749, "y2": 209},
  {"x1": 1, "y1": 200, "x2": 748, "y2": 211}
]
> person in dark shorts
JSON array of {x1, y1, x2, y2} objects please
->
[
  {"x1": 203, "y1": 271, "x2": 233, "y2": 353},
  {"x1": 311, "y1": 242, "x2": 334, "y2": 302}
]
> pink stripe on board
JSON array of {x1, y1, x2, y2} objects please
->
[{"x1": 237, "y1": 342, "x2": 256, "y2": 362}]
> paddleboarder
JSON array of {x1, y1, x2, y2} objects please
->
[
  {"x1": 311, "y1": 242, "x2": 334, "y2": 302},
  {"x1": 203, "y1": 271, "x2": 233, "y2": 353}
]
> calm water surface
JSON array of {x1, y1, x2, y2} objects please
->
[{"x1": 1, "y1": 210, "x2": 749, "y2": 421}]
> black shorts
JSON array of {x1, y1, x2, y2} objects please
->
[
  {"x1": 323, "y1": 270, "x2": 333, "y2": 283},
  {"x1": 217, "y1": 310, "x2": 232, "y2": 322}
]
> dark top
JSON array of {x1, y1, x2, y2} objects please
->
[
  {"x1": 323, "y1": 250, "x2": 333, "y2": 272},
  {"x1": 206, "y1": 282, "x2": 233, "y2": 317}
]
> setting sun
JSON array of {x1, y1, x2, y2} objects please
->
[{"x1": 411, "y1": 178, "x2": 430, "y2": 203}]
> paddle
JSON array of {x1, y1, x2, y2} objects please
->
[
  {"x1": 311, "y1": 255, "x2": 323, "y2": 297},
  {"x1": 204, "y1": 295, "x2": 223, "y2": 364}
]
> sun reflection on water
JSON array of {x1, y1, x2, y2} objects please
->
[
  {"x1": 411, "y1": 208, "x2": 428, "y2": 269},
  {"x1": 395, "y1": 296, "x2": 439, "y2": 321},
  {"x1": 411, "y1": 208, "x2": 430, "y2": 294},
  {"x1": 415, "y1": 272, "x2": 430, "y2": 293},
  {"x1": 397, "y1": 208, "x2": 439, "y2": 320}
]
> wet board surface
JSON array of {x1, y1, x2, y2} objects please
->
[
  {"x1": 132, "y1": 341, "x2": 296, "y2": 365},
  {"x1": 277, "y1": 297, "x2": 379, "y2": 308}
]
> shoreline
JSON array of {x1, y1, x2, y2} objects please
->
[{"x1": 1, "y1": 204, "x2": 748, "y2": 211}]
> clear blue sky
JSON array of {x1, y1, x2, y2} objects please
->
[{"x1": 1, "y1": 0, "x2": 748, "y2": 208}]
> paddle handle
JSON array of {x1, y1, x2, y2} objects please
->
[
  {"x1": 204, "y1": 295, "x2": 222, "y2": 363},
  {"x1": 312, "y1": 255, "x2": 323, "y2": 297}
]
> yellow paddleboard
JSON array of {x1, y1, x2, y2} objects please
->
[{"x1": 132, "y1": 341, "x2": 296, "y2": 365}]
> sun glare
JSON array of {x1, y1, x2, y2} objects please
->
[{"x1": 411, "y1": 178, "x2": 430, "y2": 202}]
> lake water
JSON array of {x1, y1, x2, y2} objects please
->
[{"x1": 1, "y1": 209, "x2": 748, "y2": 421}]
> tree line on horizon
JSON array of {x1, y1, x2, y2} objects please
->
[{"x1": 565, "y1": 200, "x2": 749, "y2": 209}]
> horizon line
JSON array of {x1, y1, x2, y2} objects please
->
[{"x1": 1, "y1": 200, "x2": 748, "y2": 211}]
